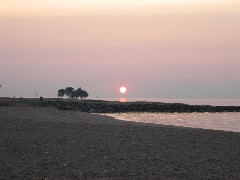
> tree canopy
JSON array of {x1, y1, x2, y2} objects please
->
[
  {"x1": 57, "y1": 87, "x2": 89, "y2": 99},
  {"x1": 65, "y1": 87, "x2": 74, "y2": 98},
  {"x1": 58, "y1": 89, "x2": 65, "y2": 98}
]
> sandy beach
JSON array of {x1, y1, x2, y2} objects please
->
[{"x1": 1, "y1": 106, "x2": 240, "y2": 179}]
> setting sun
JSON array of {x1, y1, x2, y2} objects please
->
[{"x1": 120, "y1": 87, "x2": 127, "y2": 94}]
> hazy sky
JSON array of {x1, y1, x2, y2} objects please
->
[{"x1": 0, "y1": 0, "x2": 240, "y2": 98}]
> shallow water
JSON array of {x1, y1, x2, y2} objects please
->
[{"x1": 103, "y1": 112, "x2": 240, "y2": 132}]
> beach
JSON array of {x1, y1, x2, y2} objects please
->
[{"x1": 1, "y1": 106, "x2": 240, "y2": 179}]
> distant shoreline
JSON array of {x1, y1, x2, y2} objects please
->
[
  {"x1": 1, "y1": 97, "x2": 240, "y2": 113},
  {"x1": 2, "y1": 97, "x2": 240, "y2": 106}
]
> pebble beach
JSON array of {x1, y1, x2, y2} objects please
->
[{"x1": 1, "y1": 106, "x2": 240, "y2": 179}]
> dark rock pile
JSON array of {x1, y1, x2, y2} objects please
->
[
  {"x1": 57, "y1": 101, "x2": 240, "y2": 113},
  {"x1": 1, "y1": 98, "x2": 240, "y2": 113}
]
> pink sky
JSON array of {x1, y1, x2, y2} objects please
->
[{"x1": 0, "y1": 1, "x2": 240, "y2": 98}]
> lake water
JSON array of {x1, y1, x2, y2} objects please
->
[
  {"x1": 96, "y1": 98, "x2": 240, "y2": 132},
  {"x1": 93, "y1": 98, "x2": 240, "y2": 106},
  {"x1": 103, "y1": 112, "x2": 240, "y2": 133}
]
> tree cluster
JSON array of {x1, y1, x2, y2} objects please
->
[{"x1": 58, "y1": 87, "x2": 89, "y2": 99}]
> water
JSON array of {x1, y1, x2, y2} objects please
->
[
  {"x1": 103, "y1": 112, "x2": 240, "y2": 132},
  {"x1": 97, "y1": 98, "x2": 240, "y2": 132},
  {"x1": 93, "y1": 98, "x2": 240, "y2": 106}
]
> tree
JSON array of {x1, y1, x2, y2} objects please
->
[
  {"x1": 65, "y1": 87, "x2": 74, "y2": 99},
  {"x1": 71, "y1": 90, "x2": 78, "y2": 99},
  {"x1": 58, "y1": 89, "x2": 65, "y2": 98},
  {"x1": 57, "y1": 86, "x2": 89, "y2": 100},
  {"x1": 74, "y1": 88, "x2": 83, "y2": 99},
  {"x1": 82, "y1": 90, "x2": 88, "y2": 99},
  {"x1": 79, "y1": 90, "x2": 88, "y2": 100}
]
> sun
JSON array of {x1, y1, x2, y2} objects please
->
[{"x1": 120, "y1": 87, "x2": 127, "y2": 94}]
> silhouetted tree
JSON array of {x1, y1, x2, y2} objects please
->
[
  {"x1": 71, "y1": 90, "x2": 78, "y2": 99},
  {"x1": 82, "y1": 90, "x2": 88, "y2": 99},
  {"x1": 74, "y1": 88, "x2": 83, "y2": 99},
  {"x1": 65, "y1": 87, "x2": 74, "y2": 99},
  {"x1": 58, "y1": 89, "x2": 65, "y2": 98},
  {"x1": 57, "y1": 86, "x2": 89, "y2": 100},
  {"x1": 79, "y1": 90, "x2": 88, "y2": 100}
]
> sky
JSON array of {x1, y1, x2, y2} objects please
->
[{"x1": 0, "y1": 0, "x2": 240, "y2": 99}]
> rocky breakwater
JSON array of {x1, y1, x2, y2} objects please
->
[
  {"x1": 56, "y1": 100, "x2": 240, "y2": 113},
  {"x1": 1, "y1": 98, "x2": 240, "y2": 113}
]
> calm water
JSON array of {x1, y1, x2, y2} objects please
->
[
  {"x1": 97, "y1": 98, "x2": 240, "y2": 132},
  {"x1": 93, "y1": 98, "x2": 240, "y2": 106},
  {"x1": 103, "y1": 112, "x2": 240, "y2": 132}
]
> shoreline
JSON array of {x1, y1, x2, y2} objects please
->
[
  {"x1": 1, "y1": 106, "x2": 240, "y2": 179},
  {"x1": 1, "y1": 97, "x2": 240, "y2": 113}
]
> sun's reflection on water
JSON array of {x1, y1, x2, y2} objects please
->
[{"x1": 119, "y1": 98, "x2": 127, "y2": 102}]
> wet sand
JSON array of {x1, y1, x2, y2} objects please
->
[{"x1": 1, "y1": 107, "x2": 240, "y2": 179}]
